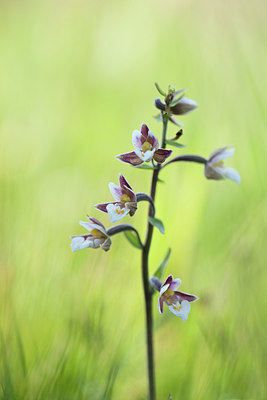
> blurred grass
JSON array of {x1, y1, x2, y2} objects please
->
[{"x1": 0, "y1": 0, "x2": 267, "y2": 399}]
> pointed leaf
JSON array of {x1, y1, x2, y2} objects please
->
[
  {"x1": 165, "y1": 140, "x2": 186, "y2": 148},
  {"x1": 148, "y1": 216, "x2": 165, "y2": 234},
  {"x1": 154, "y1": 82, "x2": 166, "y2": 96},
  {"x1": 157, "y1": 178, "x2": 165, "y2": 183},
  {"x1": 168, "y1": 115, "x2": 183, "y2": 126},
  {"x1": 136, "y1": 164, "x2": 156, "y2": 170},
  {"x1": 124, "y1": 231, "x2": 142, "y2": 249},
  {"x1": 153, "y1": 248, "x2": 171, "y2": 279}
]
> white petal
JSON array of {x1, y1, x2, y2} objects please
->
[
  {"x1": 157, "y1": 296, "x2": 163, "y2": 314},
  {"x1": 211, "y1": 148, "x2": 235, "y2": 164},
  {"x1": 159, "y1": 284, "x2": 169, "y2": 297},
  {"x1": 134, "y1": 148, "x2": 155, "y2": 162},
  {"x1": 132, "y1": 130, "x2": 143, "y2": 150},
  {"x1": 71, "y1": 236, "x2": 92, "y2": 252},
  {"x1": 169, "y1": 300, "x2": 191, "y2": 322},
  {"x1": 169, "y1": 278, "x2": 182, "y2": 290},
  {"x1": 106, "y1": 203, "x2": 130, "y2": 223},
  {"x1": 224, "y1": 167, "x2": 241, "y2": 184},
  {"x1": 209, "y1": 146, "x2": 232, "y2": 161},
  {"x1": 79, "y1": 221, "x2": 106, "y2": 236},
  {"x1": 212, "y1": 165, "x2": 225, "y2": 178},
  {"x1": 108, "y1": 182, "x2": 122, "y2": 201},
  {"x1": 79, "y1": 221, "x2": 96, "y2": 231},
  {"x1": 93, "y1": 238, "x2": 104, "y2": 247}
]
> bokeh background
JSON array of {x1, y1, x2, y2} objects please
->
[{"x1": 1, "y1": 0, "x2": 267, "y2": 399}]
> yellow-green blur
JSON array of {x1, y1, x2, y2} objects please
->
[{"x1": 0, "y1": 0, "x2": 266, "y2": 399}]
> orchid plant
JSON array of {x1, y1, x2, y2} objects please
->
[{"x1": 70, "y1": 83, "x2": 241, "y2": 400}]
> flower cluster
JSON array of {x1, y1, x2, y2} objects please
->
[
  {"x1": 71, "y1": 83, "x2": 241, "y2": 327},
  {"x1": 71, "y1": 217, "x2": 111, "y2": 252},
  {"x1": 71, "y1": 123, "x2": 173, "y2": 254}
]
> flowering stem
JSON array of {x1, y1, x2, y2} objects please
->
[
  {"x1": 107, "y1": 224, "x2": 143, "y2": 249},
  {"x1": 160, "y1": 112, "x2": 168, "y2": 148},
  {"x1": 163, "y1": 154, "x2": 207, "y2": 168},
  {"x1": 142, "y1": 112, "x2": 168, "y2": 400},
  {"x1": 136, "y1": 193, "x2": 155, "y2": 217}
]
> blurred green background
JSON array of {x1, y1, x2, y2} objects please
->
[{"x1": 1, "y1": 0, "x2": 267, "y2": 399}]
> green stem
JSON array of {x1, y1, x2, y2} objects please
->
[
  {"x1": 107, "y1": 224, "x2": 143, "y2": 249},
  {"x1": 161, "y1": 112, "x2": 168, "y2": 149},
  {"x1": 163, "y1": 154, "x2": 207, "y2": 169},
  {"x1": 142, "y1": 112, "x2": 168, "y2": 400}
]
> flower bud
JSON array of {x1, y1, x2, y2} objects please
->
[
  {"x1": 170, "y1": 97, "x2": 199, "y2": 115},
  {"x1": 154, "y1": 97, "x2": 166, "y2": 112},
  {"x1": 150, "y1": 276, "x2": 162, "y2": 292}
]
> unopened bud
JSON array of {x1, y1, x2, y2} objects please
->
[
  {"x1": 150, "y1": 276, "x2": 162, "y2": 292},
  {"x1": 170, "y1": 97, "x2": 199, "y2": 115},
  {"x1": 154, "y1": 98, "x2": 166, "y2": 112}
]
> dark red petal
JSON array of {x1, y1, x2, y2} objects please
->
[
  {"x1": 140, "y1": 123, "x2": 149, "y2": 138},
  {"x1": 175, "y1": 291, "x2": 198, "y2": 302},
  {"x1": 95, "y1": 202, "x2": 117, "y2": 213},
  {"x1": 161, "y1": 274, "x2": 173, "y2": 288},
  {"x1": 153, "y1": 149, "x2": 173, "y2": 164},
  {"x1": 119, "y1": 173, "x2": 136, "y2": 200},
  {"x1": 119, "y1": 174, "x2": 132, "y2": 191},
  {"x1": 122, "y1": 186, "x2": 136, "y2": 202},
  {"x1": 87, "y1": 216, "x2": 105, "y2": 229},
  {"x1": 116, "y1": 151, "x2": 143, "y2": 166}
]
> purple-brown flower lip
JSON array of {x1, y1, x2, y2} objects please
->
[{"x1": 115, "y1": 124, "x2": 172, "y2": 166}]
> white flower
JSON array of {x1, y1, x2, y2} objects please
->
[
  {"x1": 95, "y1": 174, "x2": 137, "y2": 223},
  {"x1": 204, "y1": 146, "x2": 241, "y2": 184},
  {"x1": 169, "y1": 300, "x2": 191, "y2": 322},
  {"x1": 106, "y1": 203, "x2": 130, "y2": 223},
  {"x1": 157, "y1": 275, "x2": 198, "y2": 322},
  {"x1": 70, "y1": 217, "x2": 111, "y2": 252}
]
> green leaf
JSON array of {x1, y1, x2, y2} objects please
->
[
  {"x1": 167, "y1": 115, "x2": 183, "y2": 126},
  {"x1": 124, "y1": 231, "x2": 142, "y2": 249},
  {"x1": 153, "y1": 248, "x2": 171, "y2": 279},
  {"x1": 153, "y1": 113, "x2": 163, "y2": 123},
  {"x1": 154, "y1": 82, "x2": 166, "y2": 96},
  {"x1": 165, "y1": 140, "x2": 186, "y2": 148},
  {"x1": 148, "y1": 216, "x2": 165, "y2": 234},
  {"x1": 157, "y1": 178, "x2": 165, "y2": 183},
  {"x1": 136, "y1": 164, "x2": 155, "y2": 170}
]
